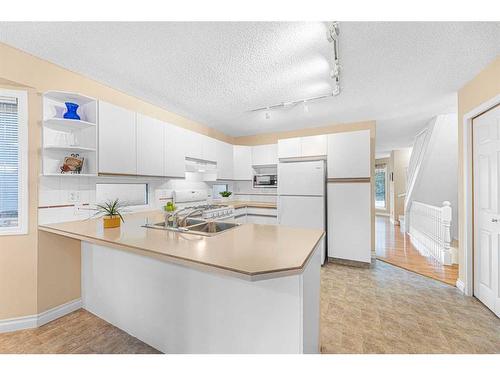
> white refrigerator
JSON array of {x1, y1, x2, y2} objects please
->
[{"x1": 277, "y1": 160, "x2": 326, "y2": 264}]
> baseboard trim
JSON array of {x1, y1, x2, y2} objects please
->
[
  {"x1": 456, "y1": 279, "x2": 465, "y2": 293},
  {"x1": 328, "y1": 257, "x2": 371, "y2": 268},
  {"x1": 0, "y1": 298, "x2": 82, "y2": 333},
  {"x1": 37, "y1": 298, "x2": 82, "y2": 327},
  {"x1": 0, "y1": 314, "x2": 38, "y2": 333}
]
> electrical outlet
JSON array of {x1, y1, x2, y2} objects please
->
[{"x1": 68, "y1": 191, "x2": 80, "y2": 202}]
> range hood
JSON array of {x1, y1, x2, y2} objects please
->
[{"x1": 185, "y1": 157, "x2": 218, "y2": 181}]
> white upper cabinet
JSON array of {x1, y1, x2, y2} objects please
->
[
  {"x1": 202, "y1": 135, "x2": 217, "y2": 162},
  {"x1": 233, "y1": 145, "x2": 253, "y2": 180},
  {"x1": 252, "y1": 144, "x2": 277, "y2": 166},
  {"x1": 98, "y1": 101, "x2": 137, "y2": 175},
  {"x1": 278, "y1": 138, "x2": 301, "y2": 159},
  {"x1": 216, "y1": 140, "x2": 233, "y2": 180},
  {"x1": 164, "y1": 123, "x2": 187, "y2": 178},
  {"x1": 278, "y1": 135, "x2": 327, "y2": 159},
  {"x1": 300, "y1": 135, "x2": 327, "y2": 157},
  {"x1": 327, "y1": 130, "x2": 371, "y2": 178},
  {"x1": 136, "y1": 113, "x2": 164, "y2": 176},
  {"x1": 184, "y1": 130, "x2": 203, "y2": 160}
]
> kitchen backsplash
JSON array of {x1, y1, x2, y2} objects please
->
[{"x1": 38, "y1": 176, "x2": 276, "y2": 225}]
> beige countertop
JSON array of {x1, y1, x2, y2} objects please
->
[
  {"x1": 226, "y1": 200, "x2": 277, "y2": 209},
  {"x1": 39, "y1": 210, "x2": 323, "y2": 281}
]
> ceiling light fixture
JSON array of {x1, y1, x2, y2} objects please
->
[{"x1": 249, "y1": 21, "x2": 341, "y2": 115}]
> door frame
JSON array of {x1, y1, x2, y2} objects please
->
[{"x1": 461, "y1": 94, "x2": 500, "y2": 296}]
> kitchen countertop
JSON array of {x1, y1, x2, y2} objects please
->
[
  {"x1": 225, "y1": 200, "x2": 277, "y2": 209},
  {"x1": 38, "y1": 210, "x2": 323, "y2": 281}
]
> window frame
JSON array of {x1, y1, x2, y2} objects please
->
[
  {"x1": 0, "y1": 89, "x2": 28, "y2": 235},
  {"x1": 374, "y1": 163, "x2": 388, "y2": 210}
]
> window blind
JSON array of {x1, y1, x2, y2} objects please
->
[{"x1": 0, "y1": 96, "x2": 19, "y2": 228}]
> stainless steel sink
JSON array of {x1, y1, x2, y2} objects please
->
[
  {"x1": 143, "y1": 219, "x2": 239, "y2": 236},
  {"x1": 186, "y1": 221, "x2": 239, "y2": 234}
]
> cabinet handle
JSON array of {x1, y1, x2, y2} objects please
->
[{"x1": 492, "y1": 218, "x2": 499, "y2": 223}]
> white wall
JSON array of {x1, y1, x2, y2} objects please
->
[{"x1": 410, "y1": 113, "x2": 458, "y2": 239}]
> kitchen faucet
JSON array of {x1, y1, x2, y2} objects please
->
[{"x1": 167, "y1": 206, "x2": 206, "y2": 228}]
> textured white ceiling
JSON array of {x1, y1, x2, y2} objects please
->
[{"x1": 0, "y1": 22, "x2": 499, "y2": 153}]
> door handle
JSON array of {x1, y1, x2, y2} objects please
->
[{"x1": 492, "y1": 218, "x2": 499, "y2": 223}]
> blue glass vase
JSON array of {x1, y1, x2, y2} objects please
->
[{"x1": 63, "y1": 102, "x2": 81, "y2": 120}]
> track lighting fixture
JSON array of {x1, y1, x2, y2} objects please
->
[{"x1": 249, "y1": 21, "x2": 341, "y2": 115}]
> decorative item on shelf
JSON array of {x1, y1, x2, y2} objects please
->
[
  {"x1": 63, "y1": 102, "x2": 81, "y2": 120},
  {"x1": 60, "y1": 153, "x2": 84, "y2": 174},
  {"x1": 93, "y1": 199, "x2": 126, "y2": 229},
  {"x1": 219, "y1": 191, "x2": 232, "y2": 201}
]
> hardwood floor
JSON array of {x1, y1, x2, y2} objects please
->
[
  {"x1": 0, "y1": 309, "x2": 160, "y2": 354},
  {"x1": 375, "y1": 215, "x2": 458, "y2": 285}
]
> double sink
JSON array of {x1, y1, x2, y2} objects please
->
[{"x1": 143, "y1": 218, "x2": 240, "y2": 236}]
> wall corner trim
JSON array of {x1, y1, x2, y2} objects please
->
[{"x1": 0, "y1": 298, "x2": 82, "y2": 333}]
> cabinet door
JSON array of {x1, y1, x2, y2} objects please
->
[
  {"x1": 216, "y1": 140, "x2": 233, "y2": 180},
  {"x1": 327, "y1": 182, "x2": 371, "y2": 263},
  {"x1": 301, "y1": 135, "x2": 327, "y2": 157},
  {"x1": 136, "y1": 114, "x2": 164, "y2": 176},
  {"x1": 98, "y1": 101, "x2": 137, "y2": 175},
  {"x1": 164, "y1": 123, "x2": 186, "y2": 178},
  {"x1": 252, "y1": 144, "x2": 278, "y2": 165},
  {"x1": 278, "y1": 138, "x2": 301, "y2": 159},
  {"x1": 184, "y1": 130, "x2": 203, "y2": 160},
  {"x1": 202, "y1": 135, "x2": 217, "y2": 162},
  {"x1": 327, "y1": 130, "x2": 370, "y2": 178},
  {"x1": 233, "y1": 145, "x2": 253, "y2": 180}
]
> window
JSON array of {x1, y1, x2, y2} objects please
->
[
  {"x1": 375, "y1": 164, "x2": 387, "y2": 209},
  {"x1": 96, "y1": 183, "x2": 148, "y2": 207},
  {"x1": 0, "y1": 89, "x2": 28, "y2": 235},
  {"x1": 212, "y1": 183, "x2": 228, "y2": 199}
]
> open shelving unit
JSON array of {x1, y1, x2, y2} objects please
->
[{"x1": 42, "y1": 91, "x2": 98, "y2": 176}]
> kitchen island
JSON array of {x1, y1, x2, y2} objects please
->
[{"x1": 39, "y1": 210, "x2": 324, "y2": 354}]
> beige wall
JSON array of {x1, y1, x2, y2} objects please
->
[
  {"x1": 37, "y1": 231, "x2": 81, "y2": 312},
  {"x1": 457, "y1": 56, "x2": 500, "y2": 282},
  {"x1": 234, "y1": 120, "x2": 375, "y2": 145},
  {"x1": 0, "y1": 84, "x2": 39, "y2": 320},
  {"x1": 389, "y1": 149, "x2": 412, "y2": 224}
]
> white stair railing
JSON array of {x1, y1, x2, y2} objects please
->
[
  {"x1": 404, "y1": 121, "x2": 435, "y2": 232},
  {"x1": 408, "y1": 200, "x2": 452, "y2": 265}
]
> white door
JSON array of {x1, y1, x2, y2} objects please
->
[
  {"x1": 98, "y1": 101, "x2": 137, "y2": 175},
  {"x1": 278, "y1": 160, "x2": 325, "y2": 196},
  {"x1": 136, "y1": 114, "x2": 164, "y2": 176},
  {"x1": 473, "y1": 105, "x2": 500, "y2": 317}
]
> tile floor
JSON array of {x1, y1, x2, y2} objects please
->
[{"x1": 320, "y1": 261, "x2": 500, "y2": 353}]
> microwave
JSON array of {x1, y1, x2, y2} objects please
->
[{"x1": 253, "y1": 174, "x2": 277, "y2": 188}]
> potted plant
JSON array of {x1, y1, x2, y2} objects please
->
[
  {"x1": 163, "y1": 201, "x2": 177, "y2": 227},
  {"x1": 94, "y1": 199, "x2": 126, "y2": 229},
  {"x1": 219, "y1": 191, "x2": 232, "y2": 201}
]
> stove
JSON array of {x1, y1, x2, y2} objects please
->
[{"x1": 156, "y1": 189, "x2": 235, "y2": 221}]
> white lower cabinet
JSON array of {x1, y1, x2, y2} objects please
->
[
  {"x1": 234, "y1": 207, "x2": 277, "y2": 225},
  {"x1": 327, "y1": 182, "x2": 371, "y2": 263}
]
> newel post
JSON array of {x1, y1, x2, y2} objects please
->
[{"x1": 442, "y1": 201, "x2": 452, "y2": 250}]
